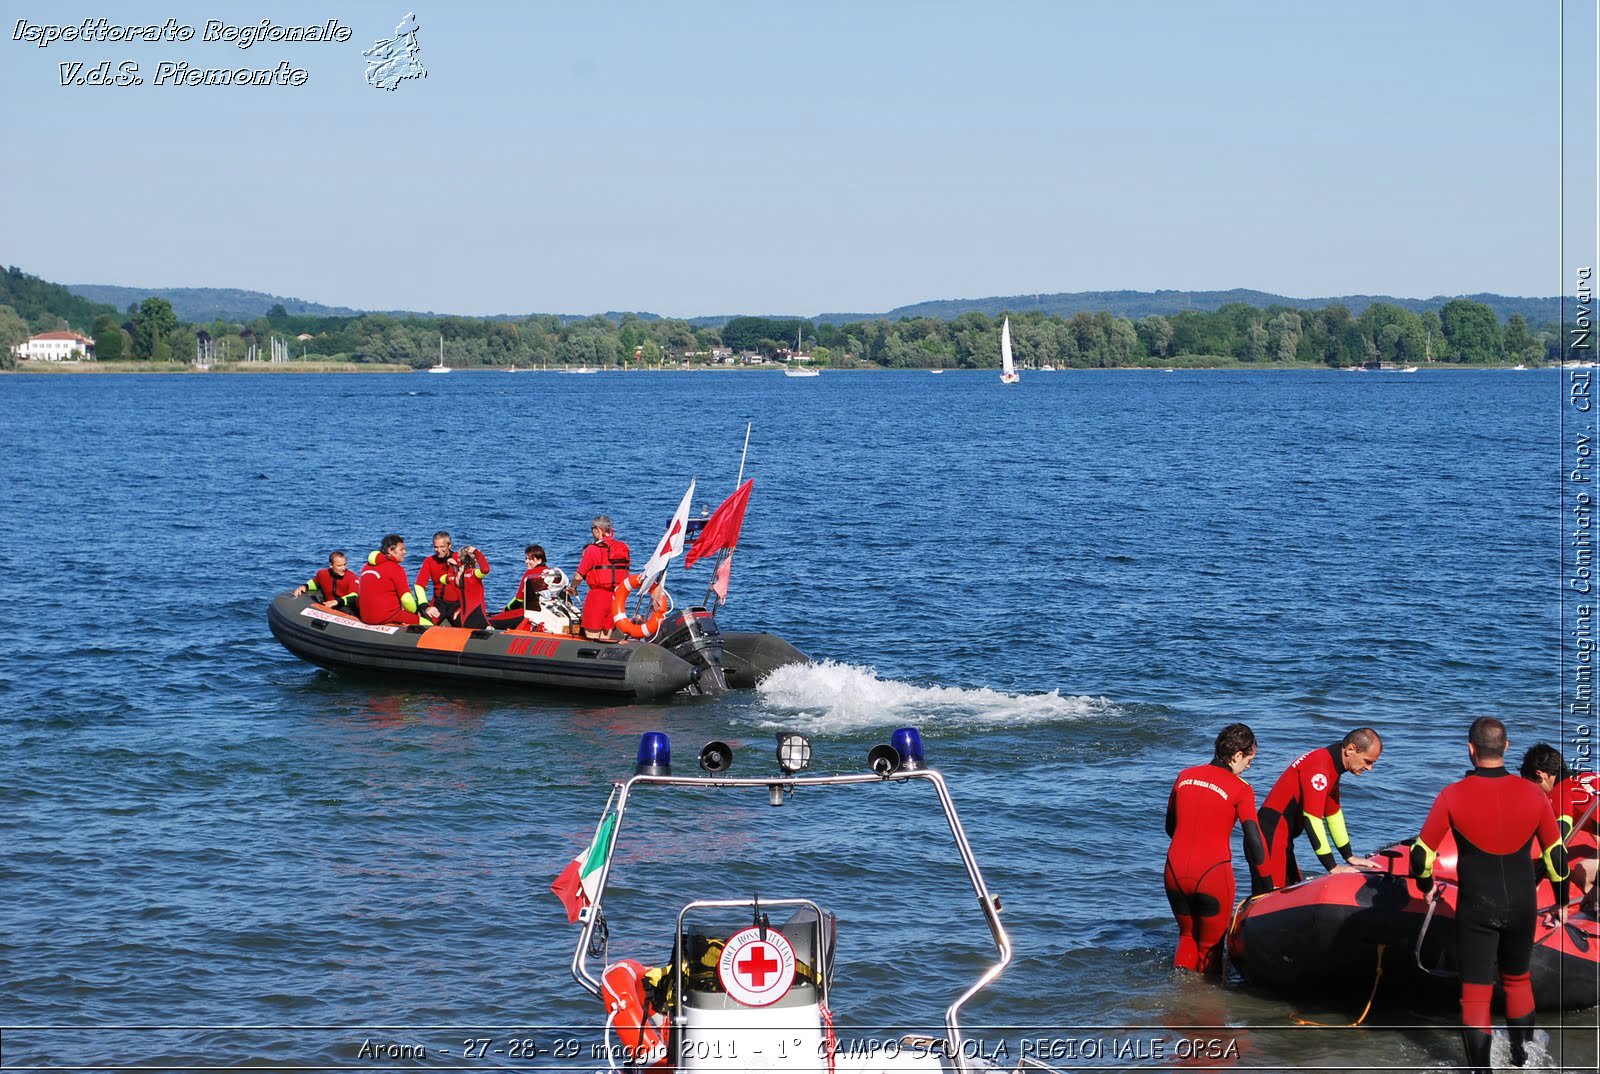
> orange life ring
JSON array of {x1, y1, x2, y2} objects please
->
[
  {"x1": 602, "y1": 959, "x2": 669, "y2": 1067},
  {"x1": 612, "y1": 573, "x2": 669, "y2": 638}
]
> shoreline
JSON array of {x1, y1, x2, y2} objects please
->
[
  {"x1": 3, "y1": 361, "x2": 411, "y2": 374},
  {"x1": 2, "y1": 360, "x2": 1554, "y2": 375}
]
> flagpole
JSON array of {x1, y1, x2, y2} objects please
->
[
  {"x1": 703, "y1": 425, "x2": 753, "y2": 612},
  {"x1": 736, "y1": 421, "x2": 752, "y2": 487}
]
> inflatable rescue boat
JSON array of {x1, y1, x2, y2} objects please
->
[
  {"x1": 266, "y1": 591, "x2": 808, "y2": 701},
  {"x1": 1228, "y1": 831, "x2": 1598, "y2": 1011}
]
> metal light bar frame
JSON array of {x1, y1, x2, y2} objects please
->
[{"x1": 569, "y1": 768, "x2": 1012, "y2": 1074}]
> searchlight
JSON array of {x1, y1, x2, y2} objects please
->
[{"x1": 775, "y1": 733, "x2": 812, "y2": 775}]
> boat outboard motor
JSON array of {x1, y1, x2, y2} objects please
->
[{"x1": 655, "y1": 607, "x2": 729, "y2": 694}]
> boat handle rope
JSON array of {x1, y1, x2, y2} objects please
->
[
  {"x1": 1291, "y1": 943, "x2": 1386, "y2": 1027},
  {"x1": 1413, "y1": 887, "x2": 1459, "y2": 979}
]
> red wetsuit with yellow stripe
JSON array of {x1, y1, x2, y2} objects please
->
[
  {"x1": 1164, "y1": 762, "x2": 1270, "y2": 973},
  {"x1": 1553, "y1": 772, "x2": 1599, "y2": 838},
  {"x1": 306, "y1": 566, "x2": 359, "y2": 610},
  {"x1": 1259, "y1": 745, "x2": 1353, "y2": 888},
  {"x1": 1412, "y1": 766, "x2": 1568, "y2": 1070}
]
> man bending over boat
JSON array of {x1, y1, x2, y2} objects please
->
[
  {"x1": 359, "y1": 534, "x2": 442, "y2": 626},
  {"x1": 1519, "y1": 741, "x2": 1597, "y2": 906},
  {"x1": 571, "y1": 515, "x2": 630, "y2": 641},
  {"x1": 1163, "y1": 723, "x2": 1272, "y2": 973},
  {"x1": 1413, "y1": 718, "x2": 1568, "y2": 1073},
  {"x1": 1258, "y1": 728, "x2": 1383, "y2": 889}
]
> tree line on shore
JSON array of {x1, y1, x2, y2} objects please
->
[{"x1": 0, "y1": 265, "x2": 1564, "y2": 371}]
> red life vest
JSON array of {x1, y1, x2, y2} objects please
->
[{"x1": 581, "y1": 537, "x2": 632, "y2": 591}]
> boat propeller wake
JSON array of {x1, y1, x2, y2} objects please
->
[{"x1": 755, "y1": 659, "x2": 1119, "y2": 730}]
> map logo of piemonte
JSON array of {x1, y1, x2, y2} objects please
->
[
  {"x1": 364, "y1": 12, "x2": 426, "y2": 91},
  {"x1": 717, "y1": 926, "x2": 797, "y2": 1007}
]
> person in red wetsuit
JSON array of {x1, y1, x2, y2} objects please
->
[
  {"x1": 358, "y1": 534, "x2": 442, "y2": 626},
  {"x1": 444, "y1": 545, "x2": 491, "y2": 628},
  {"x1": 1164, "y1": 722, "x2": 1271, "y2": 974},
  {"x1": 1415, "y1": 719, "x2": 1569, "y2": 1073},
  {"x1": 1257, "y1": 728, "x2": 1383, "y2": 889},
  {"x1": 415, "y1": 531, "x2": 463, "y2": 624},
  {"x1": 572, "y1": 515, "x2": 631, "y2": 641},
  {"x1": 490, "y1": 544, "x2": 566, "y2": 630},
  {"x1": 293, "y1": 550, "x2": 359, "y2": 613},
  {"x1": 1520, "y1": 741, "x2": 1598, "y2": 904}
]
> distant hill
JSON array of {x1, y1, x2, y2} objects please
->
[
  {"x1": 65, "y1": 279, "x2": 1563, "y2": 329},
  {"x1": 3, "y1": 266, "x2": 119, "y2": 331},
  {"x1": 814, "y1": 289, "x2": 1564, "y2": 326},
  {"x1": 66, "y1": 283, "x2": 677, "y2": 327},
  {"x1": 66, "y1": 284, "x2": 397, "y2": 322}
]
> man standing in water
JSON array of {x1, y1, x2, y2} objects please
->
[
  {"x1": 1413, "y1": 717, "x2": 1568, "y2": 1073},
  {"x1": 1258, "y1": 727, "x2": 1384, "y2": 888}
]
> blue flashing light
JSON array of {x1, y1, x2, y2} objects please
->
[
  {"x1": 890, "y1": 727, "x2": 925, "y2": 771},
  {"x1": 636, "y1": 731, "x2": 672, "y2": 776}
]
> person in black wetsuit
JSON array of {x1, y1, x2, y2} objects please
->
[{"x1": 1412, "y1": 717, "x2": 1569, "y2": 1073}]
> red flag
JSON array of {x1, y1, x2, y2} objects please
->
[
  {"x1": 685, "y1": 479, "x2": 753, "y2": 568},
  {"x1": 711, "y1": 552, "x2": 734, "y2": 603}
]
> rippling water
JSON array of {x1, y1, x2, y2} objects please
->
[{"x1": 1, "y1": 368, "x2": 1592, "y2": 1071}]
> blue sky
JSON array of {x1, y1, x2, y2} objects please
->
[{"x1": 4, "y1": 1, "x2": 1595, "y2": 317}]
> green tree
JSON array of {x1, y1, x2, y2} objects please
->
[
  {"x1": 1438, "y1": 299, "x2": 1503, "y2": 363},
  {"x1": 90, "y1": 313, "x2": 125, "y2": 361},
  {"x1": 1359, "y1": 303, "x2": 1426, "y2": 364},
  {"x1": 1267, "y1": 311, "x2": 1301, "y2": 362},
  {"x1": 133, "y1": 298, "x2": 179, "y2": 360},
  {"x1": 1503, "y1": 313, "x2": 1539, "y2": 363},
  {"x1": 1136, "y1": 314, "x2": 1174, "y2": 359},
  {"x1": 1244, "y1": 321, "x2": 1269, "y2": 362},
  {"x1": 0, "y1": 304, "x2": 28, "y2": 368}
]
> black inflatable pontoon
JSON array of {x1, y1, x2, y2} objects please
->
[
  {"x1": 267, "y1": 592, "x2": 808, "y2": 702},
  {"x1": 1228, "y1": 833, "x2": 1598, "y2": 1011}
]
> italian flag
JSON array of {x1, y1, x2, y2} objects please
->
[{"x1": 551, "y1": 810, "x2": 616, "y2": 924}]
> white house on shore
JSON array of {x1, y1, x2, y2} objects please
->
[{"x1": 14, "y1": 330, "x2": 94, "y2": 361}]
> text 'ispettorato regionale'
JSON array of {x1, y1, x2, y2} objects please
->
[{"x1": 13, "y1": 18, "x2": 354, "y2": 87}]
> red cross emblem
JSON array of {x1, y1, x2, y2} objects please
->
[
  {"x1": 718, "y1": 926, "x2": 797, "y2": 1006},
  {"x1": 737, "y1": 945, "x2": 779, "y2": 987}
]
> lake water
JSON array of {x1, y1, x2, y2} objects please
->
[{"x1": 1, "y1": 367, "x2": 1594, "y2": 1071}]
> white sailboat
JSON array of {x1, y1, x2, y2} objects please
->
[
  {"x1": 783, "y1": 326, "x2": 820, "y2": 377},
  {"x1": 429, "y1": 334, "x2": 451, "y2": 373},
  {"x1": 999, "y1": 317, "x2": 1019, "y2": 384}
]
